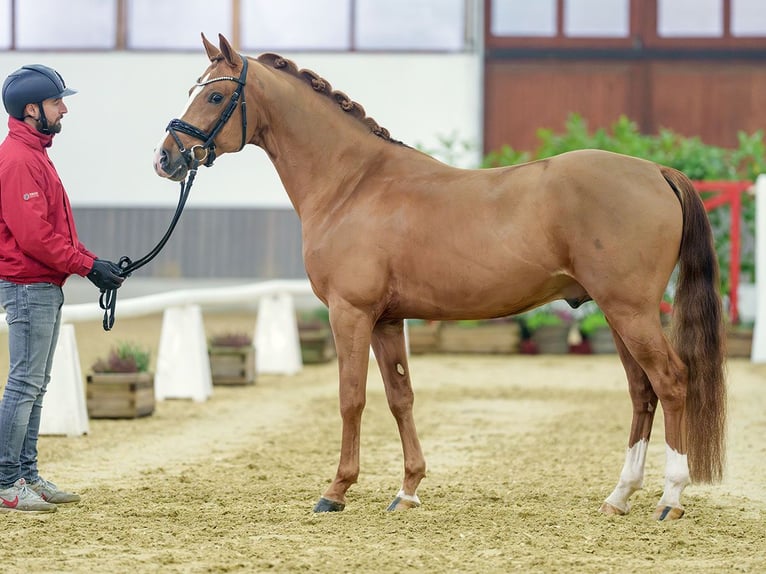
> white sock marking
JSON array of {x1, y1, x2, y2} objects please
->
[{"x1": 603, "y1": 439, "x2": 648, "y2": 513}]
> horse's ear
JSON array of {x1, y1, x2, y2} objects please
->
[
  {"x1": 218, "y1": 34, "x2": 238, "y2": 67},
  {"x1": 202, "y1": 33, "x2": 221, "y2": 61}
]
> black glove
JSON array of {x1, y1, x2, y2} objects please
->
[{"x1": 87, "y1": 259, "x2": 125, "y2": 291}]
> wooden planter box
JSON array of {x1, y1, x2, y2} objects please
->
[
  {"x1": 726, "y1": 327, "x2": 753, "y2": 358},
  {"x1": 299, "y1": 326, "x2": 336, "y2": 364},
  {"x1": 408, "y1": 321, "x2": 442, "y2": 354},
  {"x1": 86, "y1": 372, "x2": 155, "y2": 419},
  {"x1": 209, "y1": 346, "x2": 255, "y2": 385},
  {"x1": 439, "y1": 321, "x2": 521, "y2": 354},
  {"x1": 531, "y1": 325, "x2": 571, "y2": 354},
  {"x1": 589, "y1": 326, "x2": 617, "y2": 354}
]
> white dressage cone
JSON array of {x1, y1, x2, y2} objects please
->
[
  {"x1": 155, "y1": 304, "x2": 212, "y2": 402},
  {"x1": 255, "y1": 293, "x2": 302, "y2": 375},
  {"x1": 40, "y1": 323, "x2": 89, "y2": 436}
]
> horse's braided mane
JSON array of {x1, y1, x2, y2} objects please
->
[{"x1": 256, "y1": 53, "x2": 405, "y2": 146}]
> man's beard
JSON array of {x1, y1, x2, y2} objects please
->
[{"x1": 36, "y1": 118, "x2": 62, "y2": 134}]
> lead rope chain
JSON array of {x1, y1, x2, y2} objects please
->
[{"x1": 98, "y1": 164, "x2": 198, "y2": 331}]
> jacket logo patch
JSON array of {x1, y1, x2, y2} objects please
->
[{"x1": 23, "y1": 192, "x2": 40, "y2": 200}]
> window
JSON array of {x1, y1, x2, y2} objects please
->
[
  {"x1": 15, "y1": 0, "x2": 117, "y2": 49},
  {"x1": 491, "y1": 0, "x2": 556, "y2": 37},
  {"x1": 486, "y1": 0, "x2": 766, "y2": 51},
  {"x1": 126, "y1": 0, "x2": 232, "y2": 50},
  {"x1": 1, "y1": 0, "x2": 470, "y2": 52},
  {"x1": 0, "y1": 0, "x2": 10, "y2": 50},
  {"x1": 657, "y1": 0, "x2": 722, "y2": 38},
  {"x1": 487, "y1": 0, "x2": 633, "y2": 48},
  {"x1": 564, "y1": 0, "x2": 629, "y2": 38},
  {"x1": 356, "y1": 0, "x2": 466, "y2": 50},
  {"x1": 732, "y1": 0, "x2": 766, "y2": 37},
  {"x1": 241, "y1": 0, "x2": 351, "y2": 51}
]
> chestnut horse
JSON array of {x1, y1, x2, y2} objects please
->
[{"x1": 153, "y1": 34, "x2": 726, "y2": 520}]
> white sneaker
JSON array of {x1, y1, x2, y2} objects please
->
[
  {"x1": 29, "y1": 477, "x2": 81, "y2": 504},
  {"x1": 0, "y1": 478, "x2": 57, "y2": 513}
]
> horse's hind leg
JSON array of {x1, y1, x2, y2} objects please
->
[
  {"x1": 600, "y1": 330, "x2": 658, "y2": 516},
  {"x1": 606, "y1": 313, "x2": 691, "y2": 521},
  {"x1": 371, "y1": 320, "x2": 426, "y2": 511}
]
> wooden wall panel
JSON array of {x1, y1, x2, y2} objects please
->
[
  {"x1": 73, "y1": 208, "x2": 306, "y2": 279},
  {"x1": 484, "y1": 59, "x2": 766, "y2": 155},
  {"x1": 484, "y1": 61, "x2": 641, "y2": 154},
  {"x1": 649, "y1": 62, "x2": 766, "y2": 148}
]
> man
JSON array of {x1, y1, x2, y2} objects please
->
[{"x1": 0, "y1": 64, "x2": 124, "y2": 513}]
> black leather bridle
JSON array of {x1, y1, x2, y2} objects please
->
[
  {"x1": 98, "y1": 54, "x2": 250, "y2": 331},
  {"x1": 166, "y1": 53, "x2": 249, "y2": 168}
]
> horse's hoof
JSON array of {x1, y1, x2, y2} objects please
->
[
  {"x1": 313, "y1": 497, "x2": 345, "y2": 513},
  {"x1": 653, "y1": 505, "x2": 684, "y2": 521},
  {"x1": 599, "y1": 502, "x2": 628, "y2": 516},
  {"x1": 386, "y1": 495, "x2": 421, "y2": 512}
]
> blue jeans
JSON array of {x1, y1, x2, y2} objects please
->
[{"x1": 0, "y1": 280, "x2": 63, "y2": 488}]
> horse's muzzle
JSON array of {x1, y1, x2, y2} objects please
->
[{"x1": 153, "y1": 146, "x2": 188, "y2": 182}]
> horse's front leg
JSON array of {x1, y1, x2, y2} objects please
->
[
  {"x1": 313, "y1": 302, "x2": 374, "y2": 513},
  {"x1": 371, "y1": 320, "x2": 426, "y2": 511}
]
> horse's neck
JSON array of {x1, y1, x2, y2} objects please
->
[{"x1": 249, "y1": 66, "x2": 400, "y2": 217}]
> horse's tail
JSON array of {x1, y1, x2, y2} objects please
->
[{"x1": 661, "y1": 166, "x2": 727, "y2": 484}]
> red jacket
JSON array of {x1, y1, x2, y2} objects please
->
[{"x1": 0, "y1": 117, "x2": 95, "y2": 286}]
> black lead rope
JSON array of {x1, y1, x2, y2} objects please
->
[{"x1": 99, "y1": 166, "x2": 197, "y2": 331}]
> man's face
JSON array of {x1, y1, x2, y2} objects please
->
[{"x1": 24, "y1": 97, "x2": 68, "y2": 134}]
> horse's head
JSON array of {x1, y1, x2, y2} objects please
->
[{"x1": 153, "y1": 34, "x2": 249, "y2": 181}]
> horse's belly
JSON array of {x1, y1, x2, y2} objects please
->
[{"x1": 391, "y1": 266, "x2": 577, "y2": 321}]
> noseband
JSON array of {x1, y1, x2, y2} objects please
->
[{"x1": 166, "y1": 54, "x2": 249, "y2": 168}]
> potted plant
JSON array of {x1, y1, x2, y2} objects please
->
[
  {"x1": 296, "y1": 307, "x2": 336, "y2": 363},
  {"x1": 208, "y1": 331, "x2": 255, "y2": 385},
  {"x1": 579, "y1": 309, "x2": 616, "y2": 354},
  {"x1": 521, "y1": 305, "x2": 573, "y2": 354},
  {"x1": 87, "y1": 341, "x2": 155, "y2": 418}
]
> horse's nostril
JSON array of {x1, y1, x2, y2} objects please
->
[{"x1": 159, "y1": 148, "x2": 169, "y2": 167}]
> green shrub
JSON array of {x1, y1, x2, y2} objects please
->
[{"x1": 579, "y1": 311, "x2": 609, "y2": 336}]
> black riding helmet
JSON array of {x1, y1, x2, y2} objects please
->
[{"x1": 2, "y1": 64, "x2": 77, "y2": 133}]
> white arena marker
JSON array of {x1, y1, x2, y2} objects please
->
[
  {"x1": 255, "y1": 292, "x2": 302, "y2": 375},
  {"x1": 155, "y1": 304, "x2": 212, "y2": 402},
  {"x1": 40, "y1": 324, "x2": 89, "y2": 436}
]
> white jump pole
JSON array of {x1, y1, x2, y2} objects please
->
[{"x1": 752, "y1": 175, "x2": 766, "y2": 363}]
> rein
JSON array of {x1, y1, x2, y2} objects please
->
[
  {"x1": 98, "y1": 167, "x2": 197, "y2": 331},
  {"x1": 98, "y1": 54, "x2": 249, "y2": 331}
]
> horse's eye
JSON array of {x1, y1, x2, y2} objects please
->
[{"x1": 208, "y1": 92, "x2": 224, "y2": 104}]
